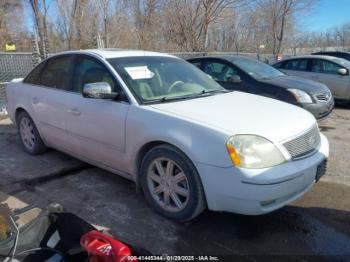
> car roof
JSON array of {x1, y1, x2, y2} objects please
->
[
  {"x1": 50, "y1": 49, "x2": 178, "y2": 60},
  {"x1": 313, "y1": 51, "x2": 350, "y2": 55},
  {"x1": 188, "y1": 55, "x2": 258, "y2": 63},
  {"x1": 275, "y1": 55, "x2": 350, "y2": 69},
  {"x1": 278, "y1": 55, "x2": 343, "y2": 61}
]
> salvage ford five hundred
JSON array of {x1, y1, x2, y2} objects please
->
[{"x1": 6, "y1": 49, "x2": 329, "y2": 221}]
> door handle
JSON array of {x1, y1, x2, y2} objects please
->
[
  {"x1": 32, "y1": 97, "x2": 39, "y2": 104},
  {"x1": 67, "y1": 108, "x2": 81, "y2": 116}
]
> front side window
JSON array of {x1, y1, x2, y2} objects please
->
[
  {"x1": 107, "y1": 56, "x2": 225, "y2": 103},
  {"x1": 40, "y1": 55, "x2": 74, "y2": 90},
  {"x1": 284, "y1": 59, "x2": 308, "y2": 71},
  {"x1": 203, "y1": 62, "x2": 238, "y2": 82},
  {"x1": 311, "y1": 59, "x2": 343, "y2": 74},
  {"x1": 234, "y1": 59, "x2": 285, "y2": 80},
  {"x1": 72, "y1": 56, "x2": 116, "y2": 93}
]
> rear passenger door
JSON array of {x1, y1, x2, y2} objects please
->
[
  {"x1": 309, "y1": 59, "x2": 349, "y2": 99},
  {"x1": 24, "y1": 55, "x2": 75, "y2": 149}
]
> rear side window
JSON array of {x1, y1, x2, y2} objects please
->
[
  {"x1": 24, "y1": 62, "x2": 46, "y2": 85},
  {"x1": 284, "y1": 59, "x2": 308, "y2": 71},
  {"x1": 311, "y1": 59, "x2": 342, "y2": 74},
  {"x1": 40, "y1": 55, "x2": 74, "y2": 90}
]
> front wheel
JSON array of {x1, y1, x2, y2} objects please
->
[{"x1": 140, "y1": 145, "x2": 206, "y2": 221}]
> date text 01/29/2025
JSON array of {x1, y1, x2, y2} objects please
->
[{"x1": 126, "y1": 255, "x2": 220, "y2": 261}]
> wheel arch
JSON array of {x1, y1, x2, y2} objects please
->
[
  {"x1": 14, "y1": 106, "x2": 29, "y2": 125},
  {"x1": 134, "y1": 140, "x2": 200, "y2": 190},
  {"x1": 15, "y1": 107, "x2": 26, "y2": 121}
]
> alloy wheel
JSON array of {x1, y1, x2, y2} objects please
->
[
  {"x1": 147, "y1": 158, "x2": 190, "y2": 212},
  {"x1": 19, "y1": 117, "x2": 36, "y2": 151}
]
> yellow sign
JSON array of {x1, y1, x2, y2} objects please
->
[{"x1": 5, "y1": 43, "x2": 16, "y2": 51}]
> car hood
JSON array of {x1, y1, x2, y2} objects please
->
[
  {"x1": 150, "y1": 91, "x2": 316, "y2": 143},
  {"x1": 260, "y1": 75, "x2": 329, "y2": 94}
]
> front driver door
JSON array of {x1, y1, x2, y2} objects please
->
[
  {"x1": 66, "y1": 55, "x2": 130, "y2": 171},
  {"x1": 309, "y1": 59, "x2": 350, "y2": 99}
]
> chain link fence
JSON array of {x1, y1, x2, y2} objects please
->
[
  {"x1": 0, "y1": 83, "x2": 8, "y2": 116},
  {"x1": 0, "y1": 52, "x2": 39, "y2": 116}
]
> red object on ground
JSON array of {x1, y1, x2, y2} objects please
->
[{"x1": 80, "y1": 230, "x2": 137, "y2": 262}]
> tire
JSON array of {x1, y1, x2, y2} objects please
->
[
  {"x1": 17, "y1": 111, "x2": 47, "y2": 155},
  {"x1": 140, "y1": 144, "x2": 206, "y2": 221}
]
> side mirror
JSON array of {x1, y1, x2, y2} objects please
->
[
  {"x1": 230, "y1": 75, "x2": 242, "y2": 83},
  {"x1": 82, "y1": 82, "x2": 118, "y2": 99},
  {"x1": 338, "y1": 68, "x2": 348, "y2": 76}
]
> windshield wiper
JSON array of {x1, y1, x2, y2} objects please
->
[
  {"x1": 142, "y1": 89, "x2": 230, "y2": 104},
  {"x1": 200, "y1": 89, "x2": 231, "y2": 94},
  {"x1": 142, "y1": 94, "x2": 200, "y2": 104}
]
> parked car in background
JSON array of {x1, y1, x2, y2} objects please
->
[
  {"x1": 273, "y1": 55, "x2": 350, "y2": 102},
  {"x1": 188, "y1": 56, "x2": 334, "y2": 120},
  {"x1": 312, "y1": 51, "x2": 350, "y2": 62},
  {"x1": 6, "y1": 49, "x2": 329, "y2": 221}
]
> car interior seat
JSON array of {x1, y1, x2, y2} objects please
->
[{"x1": 135, "y1": 81, "x2": 154, "y2": 99}]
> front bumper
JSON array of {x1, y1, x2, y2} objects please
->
[
  {"x1": 302, "y1": 97, "x2": 334, "y2": 121},
  {"x1": 196, "y1": 133, "x2": 329, "y2": 215}
]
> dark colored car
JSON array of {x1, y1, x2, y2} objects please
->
[
  {"x1": 188, "y1": 55, "x2": 334, "y2": 120},
  {"x1": 312, "y1": 51, "x2": 350, "y2": 62}
]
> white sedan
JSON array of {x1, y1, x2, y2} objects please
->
[{"x1": 6, "y1": 50, "x2": 329, "y2": 221}]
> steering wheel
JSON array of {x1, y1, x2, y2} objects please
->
[{"x1": 168, "y1": 81, "x2": 184, "y2": 93}]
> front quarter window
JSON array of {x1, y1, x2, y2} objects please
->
[
  {"x1": 107, "y1": 56, "x2": 225, "y2": 103},
  {"x1": 24, "y1": 61, "x2": 46, "y2": 85}
]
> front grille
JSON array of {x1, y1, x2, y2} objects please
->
[
  {"x1": 283, "y1": 125, "x2": 321, "y2": 159},
  {"x1": 315, "y1": 92, "x2": 331, "y2": 102}
]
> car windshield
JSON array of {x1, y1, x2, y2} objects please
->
[
  {"x1": 107, "y1": 56, "x2": 226, "y2": 103},
  {"x1": 333, "y1": 58, "x2": 350, "y2": 69},
  {"x1": 234, "y1": 59, "x2": 285, "y2": 80}
]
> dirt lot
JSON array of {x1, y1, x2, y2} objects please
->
[{"x1": 0, "y1": 107, "x2": 350, "y2": 261}]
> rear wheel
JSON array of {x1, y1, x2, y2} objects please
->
[
  {"x1": 140, "y1": 145, "x2": 206, "y2": 221},
  {"x1": 17, "y1": 111, "x2": 47, "y2": 155}
]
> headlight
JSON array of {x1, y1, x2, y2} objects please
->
[
  {"x1": 226, "y1": 135, "x2": 286, "y2": 169},
  {"x1": 288, "y1": 89, "x2": 313, "y2": 104}
]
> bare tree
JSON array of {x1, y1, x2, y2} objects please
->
[
  {"x1": 256, "y1": 0, "x2": 314, "y2": 54},
  {"x1": 57, "y1": 0, "x2": 78, "y2": 49},
  {"x1": 0, "y1": 1, "x2": 23, "y2": 50},
  {"x1": 95, "y1": 0, "x2": 111, "y2": 48},
  {"x1": 164, "y1": 0, "x2": 247, "y2": 52},
  {"x1": 28, "y1": 0, "x2": 52, "y2": 57}
]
